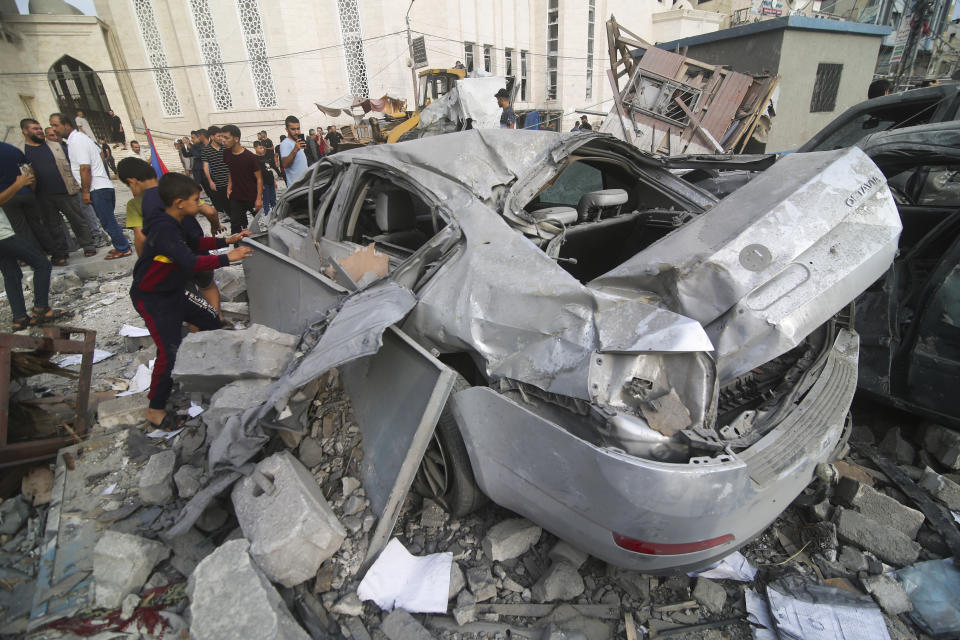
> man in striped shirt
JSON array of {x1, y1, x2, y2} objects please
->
[{"x1": 201, "y1": 125, "x2": 230, "y2": 223}]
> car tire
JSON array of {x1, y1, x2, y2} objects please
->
[{"x1": 414, "y1": 376, "x2": 488, "y2": 517}]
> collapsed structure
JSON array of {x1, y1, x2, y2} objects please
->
[{"x1": 600, "y1": 17, "x2": 779, "y2": 155}]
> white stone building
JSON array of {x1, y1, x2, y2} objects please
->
[{"x1": 0, "y1": 0, "x2": 725, "y2": 147}]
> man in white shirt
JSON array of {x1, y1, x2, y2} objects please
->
[
  {"x1": 49, "y1": 113, "x2": 132, "y2": 259},
  {"x1": 75, "y1": 110, "x2": 93, "y2": 138}
]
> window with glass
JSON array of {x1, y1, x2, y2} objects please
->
[
  {"x1": 547, "y1": 0, "x2": 559, "y2": 100},
  {"x1": 464, "y1": 42, "x2": 475, "y2": 72}
]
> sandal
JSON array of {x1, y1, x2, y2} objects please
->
[
  {"x1": 30, "y1": 307, "x2": 71, "y2": 325},
  {"x1": 147, "y1": 412, "x2": 185, "y2": 432},
  {"x1": 11, "y1": 316, "x2": 30, "y2": 331},
  {"x1": 105, "y1": 249, "x2": 132, "y2": 260},
  {"x1": 83, "y1": 249, "x2": 97, "y2": 257}
]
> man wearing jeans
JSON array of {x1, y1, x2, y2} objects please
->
[
  {"x1": 49, "y1": 113, "x2": 131, "y2": 259},
  {"x1": 18, "y1": 118, "x2": 97, "y2": 261}
]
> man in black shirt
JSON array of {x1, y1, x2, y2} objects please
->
[
  {"x1": 578, "y1": 115, "x2": 592, "y2": 131},
  {"x1": 108, "y1": 109, "x2": 126, "y2": 150},
  {"x1": 324, "y1": 125, "x2": 343, "y2": 153},
  {"x1": 18, "y1": 118, "x2": 95, "y2": 262},
  {"x1": 253, "y1": 141, "x2": 277, "y2": 216}
]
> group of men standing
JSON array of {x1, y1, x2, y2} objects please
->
[{"x1": 1, "y1": 114, "x2": 133, "y2": 268}]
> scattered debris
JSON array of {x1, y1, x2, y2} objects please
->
[
  {"x1": 93, "y1": 530, "x2": 170, "y2": 609},
  {"x1": 358, "y1": 538, "x2": 452, "y2": 613}
]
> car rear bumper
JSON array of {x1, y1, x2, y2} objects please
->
[{"x1": 451, "y1": 329, "x2": 858, "y2": 572}]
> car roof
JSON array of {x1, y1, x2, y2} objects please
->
[
  {"x1": 858, "y1": 120, "x2": 960, "y2": 171},
  {"x1": 330, "y1": 129, "x2": 580, "y2": 199},
  {"x1": 798, "y1": 83, "x2": 960, "y2": 152}
]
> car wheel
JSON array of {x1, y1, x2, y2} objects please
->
[{"x1": 413, "y1": 376, "x2": 487, "y2": 517}]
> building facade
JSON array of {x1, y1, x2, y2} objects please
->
[{"x1": 0, "y1": 0, "x2": 727, "y2": 146}]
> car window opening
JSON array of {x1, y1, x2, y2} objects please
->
[
  {"x1": 812, "y1": 99, "x2": 942, "y2": 152},
  {"x1": 522, "y1": 157, "x2": 693, "y2": 283}
]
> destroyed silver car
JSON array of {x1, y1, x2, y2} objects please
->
[{"x1": 242, "y1": 130, "x2": 901, "y2": 572}]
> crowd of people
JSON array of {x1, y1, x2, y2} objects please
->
[{"x1": 0, "y1": 109, "x2": 351, "y2": 428}]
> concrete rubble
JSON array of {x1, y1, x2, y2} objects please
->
[{"x1": 2, "y1": 256, "x2": 958, "y2": 640}]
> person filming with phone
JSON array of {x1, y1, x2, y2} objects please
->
[{"x1": 278, "y1": 115, "x2": 308, "y2": 185}]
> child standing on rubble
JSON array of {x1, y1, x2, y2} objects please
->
[{"x1": 131, "y1": 173, "x2": 253, "y2": 430}]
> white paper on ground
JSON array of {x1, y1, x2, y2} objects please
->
[
  {"x1": 187, "y1": 402, "x2": 204, "y2": 417},
  {"x1": 744, "y1": 589, "x2": 778, "y2": 640},
  {"x1": 766, "y1": 583, "x2": 890, "y2": 640},
  {"x1": 57, "y1": 349, "x2": 114, "y2": 367},
  {"x1": 101, "y1": 483, "x2": 117, "y2": 496},
  {"x1": 116, "y1": 360, "x2": 154, "y2": 397},
  {"x1": 953, "y1": 511, "x2": 960, "y2": 525},
  {"x1": 688, "y1": 551, "x2": 757, "y2": 581},
  {"x1": 357, "y1": 538, "x2": 452, "y2": 613},
  {"x1": 147, "y1": 428, "x2": 184, "y2": 440},
  {"x1": 119, "y1": 324, "x2": 151, "y2": 337}
]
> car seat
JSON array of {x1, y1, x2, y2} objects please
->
[{"x1": 372, "y1": 190, "x2": 428, "y2": 251}]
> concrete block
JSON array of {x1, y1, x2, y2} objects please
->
[
  {"x1": 923, "y1": 424, "x2": 960, "y2": 470},
  {"x1": 880, "y1": 428, "x2": 915, "y2": 465},
  {"x1": 448, "y1": 561, "x2": 465, "y2": 600},
  {"x1": 466, "y1": 565, "x2": 498, "y2": 602},
  {"x1": 833, "y1": 477, "x2": 924, "y2": 539},
  {"x1": 331, "y1": 593, "x2": 363, "y2": 617},
  {"x1": 482, "y1": 518, "x2": 542, "y2": 562},
  {"x1": 452, "y1": 590, "x2": 477, "y2": 625},
  {"x1": 214, "y1": 265, "x2": 247, "y2": 302},
  {"x1": 837, "y1": 545, "x2": 868, "y2": 573},
  {"x1": 172, "y1": 324, "x2": 297, "y2": 392},
  {"x1": 174, "y1": 465, "x2": 203, "y2": 499},
  {"x1": 167, "y1": 527, "x2": 215, "y2": 578},
  {"x1": 202, "y1": 378, "x2": 274, "y2": 436},
  {"x1": 919, "y1": 467, "x2": 960, "y2": 510},
  {"x1": 139, "y1": 450, "x2": 176, "y2": 506},
  {"x1": 531, "y1": 561, "x2": 585, "y2": 602},
  {"x1": 49, "y1": 269, "x2": 82, "y2": 294},
  {"x1": 548, "y1": 541, "x2": 589, "y2": 570},
  {"x1": 380, "y1": 609, "x2": 434, "y2": 640},
  {"x1": 693, "y1": 578, "x2": 726, "y2": 615},
  {"x1": 297, "y1": 437, "x2": 324, "y2": 468},
  {"x1": 93, "y1": 531, "x2": 170, "y2": 609},
  {"x1": 97, "y1": 393, "x2": 147, "y2": 429},
  {"x1": 834, "y1": 508, "x2": 921, "y2": 566},
  {"x1": 232, "y1": 451, "x2": 346, "y2": 587},
  {"x1": 187, "y1": 539, "x2": 310, "y2": 640},
  {"x1": 861, "y1": 574, "x2": 913, "y2": 615}
]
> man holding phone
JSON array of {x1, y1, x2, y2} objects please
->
[{"x1": 278, "y1": 115, "x2": 308, "y2": 185}]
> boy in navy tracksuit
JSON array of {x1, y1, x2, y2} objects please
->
[{"x1": 131, "y1": 173, "x2": 253, "y2": 429}]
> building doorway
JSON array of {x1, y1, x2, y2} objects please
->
[{"x1": 47, "y1": 55, "x2": 113, "y2": 141}]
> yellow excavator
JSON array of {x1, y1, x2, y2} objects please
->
[{"x1": 385, "y1": 67, "x2": 468, "y2": 144}]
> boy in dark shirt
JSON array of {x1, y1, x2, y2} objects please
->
[
  {"x1": 131, "y1": 173, "x2": 252, "y2": 429},
  {"x1": 253, "y1": 140, "x2": 276, "y2": 216}
]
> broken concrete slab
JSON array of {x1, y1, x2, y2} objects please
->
[
  {"x1": 232, "y1": 451, "x2": 346, "y2": 587},
  {"x1": 96, "y1": 393, "x2": 147, "y2": 429},
  {"x1": 693, "y1": 578, "x2": 727, "y2": 615},
  {"x1": 139, "y1": 450, "x2": 176, "y2": 505},
  {"x1": 466, "y1": 565, "x2": 498, "y2": 602},
  {"x1": 380, "y1": 609, "x2": 434, "y2": 640},
  {"x1": 172, "y1": 324, "x2": 297, "y2": 393},
  {"x1": 481, "y1": 518, "x2": 541, "y2": 562},
  {"x1": 919, "y1": 467, "x2": 960, "y2": 510},
  {"x1": 923, "y1": 424, "x2": 960, "y2": 470},
  {"x1": 187, "y1": 539, "x2": 310, "y2": 640},
  {"x1": 448, "y1": 561, "x2": 465, "y2": 600},
  {"x1": 880, "y1": 428, "x2": 915, "y2": 466},
  {"x1": 833, "y1": 477, "x2": 925, "y2": 539},
  {"x1": 531, "y1": 562, "x2": 586, "y2": 603},
  {"x1": 834, "y1": 508, "x2": 921, "y2": 566},
  {"x1": 93, "y1": 530, "x2": 170, "y2": 609},
  {"x1": 548, "y1": 541, "x2": 589, "y2": 570},
  {"x1": 174, "y1": 465, "x2": 203, "y2": 499},
  {"x1": 202, "y1": 378, "x2": 275, "y2": 435},
  {"x1": 452, "y1": 590, "x2": 477, "y2": 626},
  {"x1": 861, "y1": 574, "x2": 913, "y2": 615}
]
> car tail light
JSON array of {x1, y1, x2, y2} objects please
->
[{"x1": 612, "y1": 532, "x2": 734, "y2": 555}]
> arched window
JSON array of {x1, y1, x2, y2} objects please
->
[
  {"x1": 236, "y1": 0, "x2": 277, "y2": 108},
  {"x1": 336, "y1": 0, "x2": 369, "y2": 98},
  {"x1": 130, "y1": 0, "x2": 182, "y2": 117},
  {"x1": 47, "y1": 56, "x2": 114, "y2": 139},
  {"x1": 188, "y1": 0, "x2": 233, "y2": 111}
]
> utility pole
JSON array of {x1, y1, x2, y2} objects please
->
[
  {"x1": 406, "y1": 0, "x2": 421, "y2": 110},
  {"x1": 897, "y1": 0, "x2": 933, "y2": 86}
]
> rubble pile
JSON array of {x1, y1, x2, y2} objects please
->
[{"x1": 2, "y1": 269, "x2": 960, "y2": 639}]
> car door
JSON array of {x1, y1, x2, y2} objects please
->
[{"x1": 242, "y1": 162, "x2": 350, "y2": 335}]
